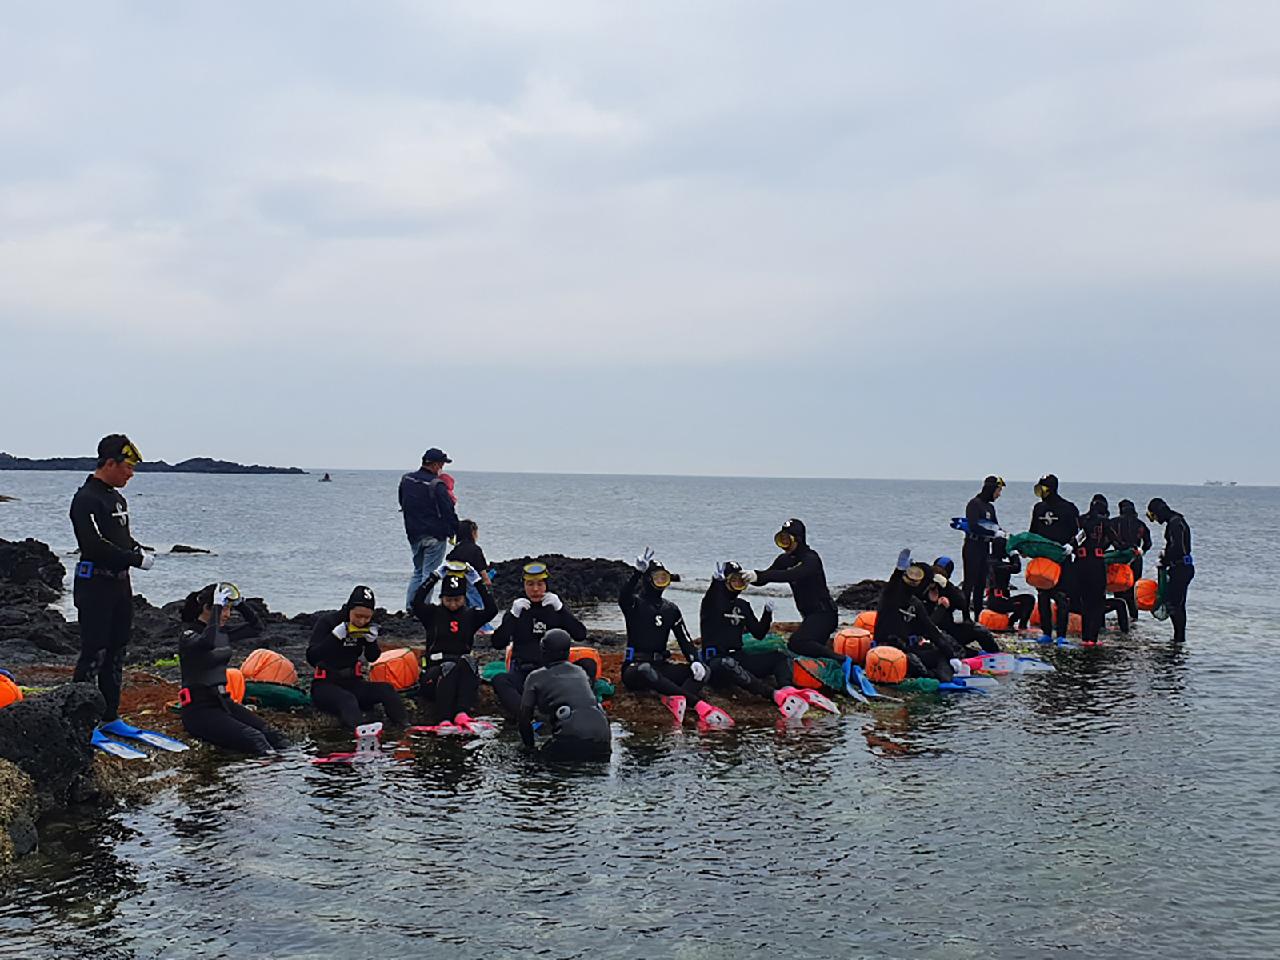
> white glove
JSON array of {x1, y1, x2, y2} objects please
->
[
  {"x1": 331, "y1": 622, "x2": 349, "y2": 640},
  {"x1": 365, "y1": 623, "x2": 380, "y2": 641},
  {"x1": 742, "y1": 570, "x2": 758, "y2": 585},
  {"x1": 634, "y1": 547, "x2": 655, "y2": 572},
  {"x1": 212, "y1": 583, "x2": 236, "y2": 607},
  {"x1": 543, "y1": 592, "x2": 563, "y2": 612},
  {"x1": 435, "y1": 563, "x2": 451, "y2": 578},
  {"x1": 137, "y1": 551, "x2": 154, "y2": 571},
  {"x1": 997, "y1": 529, "x2": 1009, "y2": 539},
  {"x1": 465, "y1": 566, "x2": 481, "y2": 585},
  {"x1": 713, "y1": 561, "x2": 726, "y2": 581},
  {"x1": 896, "y1": 548, "x2": 911, "y2": 572},
  {"x1": 510, "y1": 598, "x2": 532, "y2": 617},
  {"x1": 1062, "y1": 545, "x2": 1075, "y2": 562},
  {"x1": 690, "y1": 661, "x2": 709, "y2": 682},
  {"x1": 763, "y1": 599, "x2": 776, "y2": 614}
]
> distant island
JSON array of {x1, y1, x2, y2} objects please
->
[{"x1": 0, "y1": 453, "x2": 306, "y2": 475}]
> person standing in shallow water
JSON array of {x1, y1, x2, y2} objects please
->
[
  {"x1": 398, "y1": 447, "x2": 459, "y2": 610},
  {"x1": 1029, "y1": 474, "x2": 1080, "y2": 643},
  {"x1": 962, "y1": 475, "x2": 1005, "y2": 619},
  {"x1": 1110, "y1": 500, "x2": 1152, "y2": 620},
  {"x1": 1147, "y1": 498, "x2": 1194, "y2": 643},
  {"x1": 68, "y1": 434, "x2": 154, "y2": 735}
]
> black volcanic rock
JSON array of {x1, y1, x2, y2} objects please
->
[
  {"x1": 489, "y1": 554, "x2": 636, "y2": 609},
  {"x1": 835, "y1": 579, "x2": 886, "y2": 610},
  {"x1": 0, "y1": 452, "x2": 305, "y2": 475}
]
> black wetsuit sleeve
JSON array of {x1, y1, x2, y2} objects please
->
[
  {"x1": 1140, "y1": 522, "x2": 1153, "y2": 553},
  {"x1": 915, "y1": 600, "x2": 945, "y2": 643},
  {"x1": 560, "y1": 606, "x2": 588, "y2": 643},
  {"x1": 965, "y1": 496, "x2": 986, "y2": 532},
  {"x1": 179, "y1": 617, "x2": 220, "y2": 656},
  {"x1": 744, "y1": 603, "x2": 771, "y2": 640},
  {"x1": 70, "y1": 493, "x2": 141, "y2": 568},
  {"x1": 753, "y1": 554, "x2": 809, "y2": 586},
  {"x1": 475, "y1": 581, "x2": 499, "y2": 625},
  {"x1": 1164, "y1": 517, "x2": 1192, "y2": 565},
  {"x1": 411, "y1": 574, "x2": 441, "y2": 623},
  {"x1": 619, "y1": 570, "x2": 642, "y2": 614},
  {"x1": 699, "y1": 594, "x2": 716, "y2": 644},
  {"x1": 493, "y1": 611, "x2": 516, "y2": 649},
  {"x1": 306, "y1": 617, "x2": 341, "y2": 667},
  {"x1": 225, "y1": 601, "x2": 264, "y2": 643},
  {"x1": 518, "y1": 673, "x2": 539, "y2": 748},
  {"x1": 673, "y1": 615, "x2": 699, "y2": 663},
  {"x1": 363, "y1": 636, "x2": 382, "y2": 662}
]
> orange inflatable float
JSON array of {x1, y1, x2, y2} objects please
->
[
  {"x1": 570, "y1": 646, "x2": 604, "y2": 680},
  {"x1": 1106, "y1": 564, "x2": 1135, "y2": 593},
  {"x1": 865, "y1": 646, "x2": 907, "y2": 684},
  {"x1": 370, "y1": 648, "x2": 421, "y2": 691},
  {"x1": 1028, "y1": 605, "x2": 1083, "y2": 635},
  {"x1": 978, "y1": 609, "x2": 1011, "y2": 632},
  {"x1": 240, "y1": 648, "x2": 298, "y2": 686},
  {"x1": 225, "y1": 667, "x2": 246, "y2": 704},
  {"x1": 833, "y1": 627, "x2": 873, "y2": 664},
  {"x1": 853, "y1": 611, "x2": 877, "y2": 633},
  {"x1": 1025, "y1": 557, "x2": 1062, "y2": 590},
  {"x1": 0, "y1": 675, "x2": 23, "y2": 709},
  {"x1": 1135, "y1": 578, "x2": 1158, "y2": 611}
]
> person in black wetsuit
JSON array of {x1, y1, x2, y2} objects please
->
[
  {"x1": 491, "y1": 562, "x2": 588, "y2": 717},
  {"x1": 307, "y1": 586, "x2": 408, "y2": 730},
  {"x1": 412, "y1": 562, "x2": 500, "y2": 723},
  {"x1": 985, "y1": 543, "x2": 1035, "y2": 630},
  {"x1": 178, "y1": 583, "x2": 288, "y2": 755},
  {"x1": 873, "y1": 551, "x2": 958, "y2": 681},
  {"x1": 699, "y1": 561, "x2": 809, "y2": 715},
  {"x1": 68, "y1": 434, "x2": 154, "y2": 734},
  {"x1": 962, "y1": 475, "x2": 1006, "y2": 618},
  {"x1": 519, "y1": 629, "x2": 612, "y2": 761},
  {"x1": 1030, "y1": 474, "x2": 1081, "y2": 643},
  {"x1": 1072, "y1": 494, "x2": 1122, "y2": 646},
  {"x1": 929, "y1": 557, "x2": 1001, "y2": 654},
  {"x1": 1147, "y1": 498, "x2": 1194, "y2": 643},
  {"x1": 1110, "y1": 500, "x2": 1152, "y2": 619},
  {"x1": 619, "y1": 549, "x2": 732, "y2": 726},
  {"x1": 743, "y1": 519, "x2": 839, "y2": 659}
]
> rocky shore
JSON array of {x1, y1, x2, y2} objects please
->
[{"x1": 0, "y1": 453, "x2": 306, "y2": 475}]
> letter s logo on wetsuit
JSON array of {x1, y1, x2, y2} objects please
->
[
  {"x1": 724, "y1": 609, "x2": 745, "y2": 626},
  {"x1": 111, "y1": 504, "x2": 129, "y2": 527},
  {"x1": 450, "y1": 620, "x2": 460, "y2": 633},
  {"x1": 1039, "y1": 512, "x2": 1058, "y2": 526},
  {"x1": 654, "y1": 615, "x2": 663, "y2": 628}
]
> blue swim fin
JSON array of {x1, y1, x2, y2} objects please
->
[
  {"x1": 92, "y1": 728, "x2": 149, "y2": 760},
  {"x1": 841, "y1": 658, "x2": 869, "y2": 704},
  {"x1": 852, "y1": 665, "x2": 902, "y2": 702},
  {"x1": 100, "y1": 719, "x2": 189, "y2": 753}
]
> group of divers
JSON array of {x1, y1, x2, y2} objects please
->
[{"x1": 64, "y1": 438, "x2": 1195, "y2": 764}]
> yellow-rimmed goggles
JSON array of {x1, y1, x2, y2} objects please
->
[
  {"x1": 120, "y1": 442, "x2": 143, "y2": 466},
  {"x1": 649, "y1": 568, "x2": 673, "y2": 589},
  {"x1": 1034, "y1": 483, "x2": 1048, "y2": 498},
  {"x1": 215, "y1": 581, "x2": 241, "y2": 603},
  {"x1": 522, "y1": 562, "x2": 549, "y2": 582},
  {"x1": 775, "y1": 532, "x2": 796, "y2": 550},
  {"x1": 726, "y1": 572, "x2": 748, "y2": 592}
]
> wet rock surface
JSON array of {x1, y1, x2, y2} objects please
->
[{"x1": 835, "y1": 579, "x2": 886, "y2": 610}]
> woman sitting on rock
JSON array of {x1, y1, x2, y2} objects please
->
[
  {"x1": 178, "y1": 583, "x2": 288, "y2": 755},
  {"x1": 307, "y1": 586, "x2": 408, "y2": 732}
]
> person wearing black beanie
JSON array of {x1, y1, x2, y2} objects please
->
[{"x1": 306, "y1": 586, "x2": 408, "y2": 731}]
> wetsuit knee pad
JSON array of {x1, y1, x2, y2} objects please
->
[{"x1": 636, "y1": 663, "x2": 660, "y2": 685}]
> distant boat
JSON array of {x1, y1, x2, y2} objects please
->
[{"x1": 320, "y1": 473, "x2": 333, "y2": 483}]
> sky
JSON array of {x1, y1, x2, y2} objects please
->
[{"x1": 1, "y1": 2, "x2": 1278, "y2": 483}]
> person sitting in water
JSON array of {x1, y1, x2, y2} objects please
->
[
  {"x1": 984, "y1": 543, "x2": 1035, "y2": 630},
  {"x1": 741, "y1": 519, "x2": 840, "y2": 660},
  {"x1": 873, "y1": 550, "x2": 960, "y2": 681},
  {"x1": 699, "y1": 561, "x2": 815, "y2": 718},
  {"x1": 178, "y1": 582, "x2": 288, "y2": 755},
  {"x1": 491, "y1": 561, "x2": 588, "y2": 718},
  {"x1": 412, "y1": 562, "x2": 499, "y2": 724},
  {"x1": 619, "y1": 548, "x2": 733, "y2": 727},
  {"x1": 519, "y1": 629, "x2": 612, "y2": 761},
  {"x1": 307, "y1": 586, "x2": 408, "y2": 731},
  {"x1": 929, "y1": 557, "x2": 1001, "y2": 654}
]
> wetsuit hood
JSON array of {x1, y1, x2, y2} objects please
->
[
  {"x1": 1089, "y1": 494, "x2": 1109, "y2": 517},
  {"x1": 342, "y1": 585, "x2": 377, "y2": 616},
  {"x1": 980, "y1": 475, "x2": 1005, "y2": 501},
  {"x1": 1147, "y1": 498, "x2": 1172, "y2": 523},
  {"x1": 933, "y1": 557, "x2": 955, "y2": 580},
  {"x1": 541, "y1": 628, "x2": 571, "y2": 664},
  {"x1": 1118, "y1": 499, "x2": 1137, "y2": 517},
  {"x1": 776, "y1": 518, "x2": 807, "y2": 550},
  {"x1": 642, "y1": 561, "x2": 677, "y2": 599},
  {"x1": 1035, "y1": 474, "x2": 1059, "y2": 499}
]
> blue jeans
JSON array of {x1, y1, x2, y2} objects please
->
[
  {"x1": 466, "y1": 582, "x2": 483, "y2": 610},
  {"x1": 407, "y1": 536, "x2": 448, "y2": 610}
]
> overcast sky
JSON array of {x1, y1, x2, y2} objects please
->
[{"x1": 2, "y1": 2, "x2": 1277, "y2": 483}]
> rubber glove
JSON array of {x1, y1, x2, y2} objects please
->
[
  {"x1": 634, "y1": 547, "x2": 655, "y2": 572},
  {"x1": 742, "y1": 570, "x2": 758, "y2": 585},
  {"x1": 465, "y1": 566, "x2": 481, "y2": 585},
  {"x1": 713, "y1": 561, "x2": 726, "y2": 581},
  {"x1": 763, "y1": 599, "x2": 776, "y2": 614},
  {"x1": 435, "y1": 563, "x2": 451, "y2": 579},
  {"x1": 137, "y1": 551, "x2": 155, "y2": 570},
  {"x1": 365, "y1": 624, "x2": 380, "y2": 641},
  {"x1": 690, "y1": 662, "x2": 709, "y2": 682},
  {"x1": 212, "y1": 583, "x2": 237, "y2": 607},
  {"x1": 331, "y1": 622, "x2": 349, "y2": 640},
  {"x1": 896, "y1": 548, "x2": 912, "y2": 572},
  {"x1": 1062, "y1": 545, "x2": 1075, "y2": 562},
  {"x1": 543, "y1": 592, "x2": 563, "y2": 611},
  {"x1": 510, "y1": 598, "x2": 532, "y2": 617}
]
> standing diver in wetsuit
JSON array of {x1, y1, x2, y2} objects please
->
[
  {"x1": 699, "y1": 562, "x2": 814, "y2": 718},
  {"x1": 178, "y1": 583, "x2": 288, "y2": 755},
  {"x1": 1072, "y1": 495, "x2": 1122, "y2": 646},
  {"x1": 962, "y1": 475, "x2": 1006, "y2": 618},
  {"x1": 308, "y1": 586, "x2": 408, "y2": 731},
  {"x1": 1110, "y1": 500, "x2": 1152, "y2": 620},
  {"x1": 491, "y1": 562, "x2": 588, "y2": 718},
  {"x1": 619, "y1": 548, "x2": 733, "y2": 727},
  {"x1": 930, "y1": 557, "x2": 1001, "y2": 653},
  {"x1": 69, "y1": 434, "x2": 155, "y2": 739},
  {"x1": 742, "y1": 519, "x2": 839, "y2": 659},
  {"x1": 1030, "y1": 474, "x2": 1081, "y2": 644},
  {"x1": 1147, "y1": 498, "x2": 1194, "y2": 643},
  {"x1": 519, "y1": 629, "x2": 612, "y2": 761},
  {"x1": 873, "y1": 551, "x2": 959, "y2": 681},
  {"x1": 413, "y1": 562, "x2": 500, "y2": 723}
]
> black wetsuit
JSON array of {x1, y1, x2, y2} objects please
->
[
  {"x1": 619, "y1": 570, "x2": 705, "y2": 703},
  {"x1": 179, "y1": 603, "x2": 287, "y2": 755},
  {"x1": 1073, "y1": 506, "x2": 1121, "y2": 643},
  {"x1": 1110, "y1": 508, "x2": 1152, "y2": 618},
  {"x1": 962, "y1": 492, "x2": 999, "y2": 618},
  {"x1": 1030, "y1": 492, "x2": 1080, "y2": 638},
  {"x1": 490, "y1": 598, "x2": 587, "y2": 717},
  {"x1": 699, "y1": 581, "x2": 789, "y2": 698},
  {"x1": 752, "y1": 521, "x2": 838, "y2": 658},
  {"x1": 412, "y1": 575, "x2": 499, "y2": 722},
  {"x1": 1159, "y1": 510, "x2": 1195, "y2": 643},
  {"x1": 69, "y1": 475, "x2": 147, "y2": 721},
  {"x1": 930, "y1": 580, "x2": 1000, "y2": 654},
  {"x1": 873, "y1": 570, "x2": 956, "y2": 681},
  {"x1": 307, "y1": 612, "x2": 407, "y2": 729},
  {"x1": 519, "y1": 660, "x2": 612, "y2": 761},
  {"x1": 986, "y1": 554, "x2": 1034, "y2": 629}
]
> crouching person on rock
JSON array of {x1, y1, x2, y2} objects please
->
[
  {"x1": 179, "y1": 582, "x2": 288, "y2": 755},
  {"x1": 519, "y1": 629, "x2": 612, "y2": 761},
  {"x1": 307, "y1": 586, "x2": 407, "y2": 732}
]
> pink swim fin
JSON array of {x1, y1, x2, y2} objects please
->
[
  {"x1": 660, "y1": 695, "x2": 687, "y2": 725},
  {"x1": 694, "y1": 700, "x2": 735, "y2": 729},
  {"x1": 796, "y1": 689, "x2": 840, "y2": 716},
  {"x1": 773, "y1": 686, "x2": 810, "y2": 720}
]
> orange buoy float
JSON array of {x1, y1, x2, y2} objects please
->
[
  {"x1": 1106, "y1": 563, "x2": 1135, "y2": 593},
  {"x1": 225, "y1": 667, "x2": 246, "y2": 704},
  {"x1": 978, "y1": 609, "x2": 1012, "y2": 632},
  {"x1": 1025, "y1": 557, "x2": 1062, "y2": 590},
  {"x1": 1135, "y1": 578, "x2": 1158, "y2": 611},
  {"x1": 370, "y1": 648, "x2": 421, "y2": 691},
  {"x1": 865, "y1": 646, "x2": 907, "y2": 684},
  {"x1": 853, "y1": 610, "x2": 877, "y2": 633},
  {"x1": 0, "y1": 675, "x2": 23, "y2": 709},
  {"x1": 791, "y1": 658, "x2": 827, "y2": 689},
  {"x1": 833, "y1": 627, "x2": 873, "y2": 664},
  {"x1": 239, "y1": 648, "x2": 298, "y2": 686},
  {"x1": 570, "y1": 646, "x2": 603, "y2": 680}
]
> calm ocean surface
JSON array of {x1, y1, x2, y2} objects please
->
[{"x1": 0, "y1": 470, "x2": 1277, "y2": 958}]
